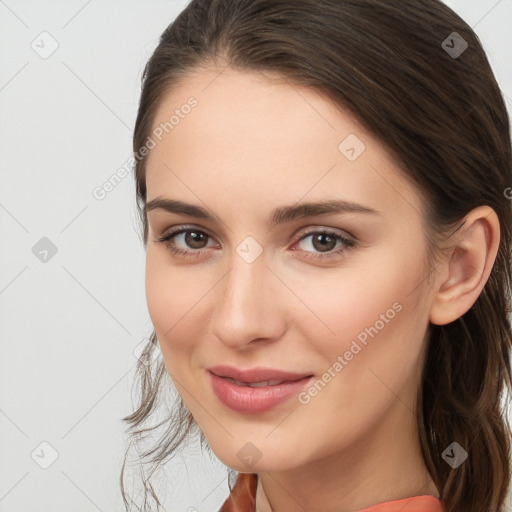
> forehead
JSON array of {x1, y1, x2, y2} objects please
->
[
  {"x1": 144, "y1": 67, "x2": 422, "y2": 222},
  {"x1": 149, "y1": 66, "x2": 362, "y2": 156}
]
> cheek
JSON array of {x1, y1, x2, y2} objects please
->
[
  {"x1": 292, "y1": 276, "x2": 429, "y2": 451},
  {"x1": 145, "y1": 249, "x2": 172, "y2": 330},
  {"x1": 292, "y1": 247, "x2": 430, "y2": 371},
  {"x1": 334, "y1": 282, "x2": 428, "y2": 397},
  {"x1": 144, "y1": 251, "x2": 194, "y2": 351},
  {"x1": 144, "y1": 250, "x2": 217, "y2": 365},
  {"x1": 290, "y1": 269, "x2": 398, "y2": 335}
]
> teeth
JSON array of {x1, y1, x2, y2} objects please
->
[{"x1": 225, "y1": 377, "x2": 283, "y2": 387}]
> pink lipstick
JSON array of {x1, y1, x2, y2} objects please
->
[{"x1": 207, "y1": 365, "x2": 314, "y2": 414}]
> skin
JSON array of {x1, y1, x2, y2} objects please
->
[{"x1": 143, "y1": 66, "x2": 500, "y2": 512}]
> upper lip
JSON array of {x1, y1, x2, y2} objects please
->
[{"x1": 207, "y1": 365, "x2": 313, "y2": 383}]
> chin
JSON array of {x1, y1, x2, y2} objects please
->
[{"x1": 212, "y1": 445, "x2": 303, "y2": 474}]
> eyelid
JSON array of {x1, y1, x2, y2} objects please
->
[
  {"x1": 293, "y1": 224, "x2": 355, "y2": 241},
  {"x1": 159, "y1": 224, "x2": 217, "y2": 242},
  {"x1": 159, "y1": 223, "x2": 355, "y2": 242},
  {"x1": 157, "y1": 223, "x2": 357, "y2": 261}
]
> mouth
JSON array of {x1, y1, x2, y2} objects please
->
[
  {"x1": 220, "y1": 377, "x2": 297, "y2": 387},
  {"x1": 207, "y1": 364, "x2": 313, "y2": 383},
  {"x1": 206, "y1": 366, "x2": 314, "y2": 414}
]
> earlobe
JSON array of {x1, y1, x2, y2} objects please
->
[{"x1": 429, "y1": 206, "x2": 500, "y2": 326}]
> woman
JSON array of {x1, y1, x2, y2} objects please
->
[{"x1": 120, "y1": 1, "x2": 512, "y2": 511}]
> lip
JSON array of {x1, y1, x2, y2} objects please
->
[
  {"x1": 207, "y1": 365, "x2": 313, "y2": 383},
  {"x1": 206, "y1": 365, "x2": 314, "y2": 414}
]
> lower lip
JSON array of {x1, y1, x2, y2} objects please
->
[{"x1": 208, "y1": 371, "x2": 314, "y2": 414}]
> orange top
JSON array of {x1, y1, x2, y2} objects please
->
[{"x1": 219, "y1": 473, "x2": 444, "y2": 512}]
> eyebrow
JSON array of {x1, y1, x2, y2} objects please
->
[{"x1": 145, "y1": 196, "x2": 382, "y2": 228}]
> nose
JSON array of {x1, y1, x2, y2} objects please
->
[{"x1": 210, "y1": 251, "x2": 286, "y2": 350}]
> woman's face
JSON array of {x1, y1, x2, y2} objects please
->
[{"x1": 144, "y1": 67, "x2": 437, "y2": 473}]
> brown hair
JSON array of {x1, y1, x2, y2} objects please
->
[{"x1": 120, "y1": 1, "x2": 512, "y2": 510}]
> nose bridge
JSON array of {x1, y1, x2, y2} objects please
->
[
  {"x1": 211, "y1": 246, "x2": 282, "y2": 347},
  {"x1": 219, "y1": 250, "x2": 269, "y2": 319}
]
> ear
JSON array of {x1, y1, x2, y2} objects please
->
[{"x1": 429, "y1": 206, "x2": 500, "y2": 326}]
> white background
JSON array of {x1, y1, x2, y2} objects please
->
[{"x1": 0, "y1": 1, "x2": 511, "y2": 511}]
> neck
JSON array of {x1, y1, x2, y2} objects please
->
[{"x1": 255, "y1": 397, "x2": 439, "y2": 512}]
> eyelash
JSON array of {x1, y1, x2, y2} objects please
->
[{"x1": 156, "y1": 226, "x2": 357, "y2": 260}]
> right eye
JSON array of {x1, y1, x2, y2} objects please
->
[{"x1": 156, "y1": 227, "x2": 218, "y2": 258}]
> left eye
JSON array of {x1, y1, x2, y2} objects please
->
[
  {"x1": 291, "y1": 230, "x2": 357, "y2": 259},
  {"x1": 156, "y1": 227, "x2": 357, "y2": 259}
]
